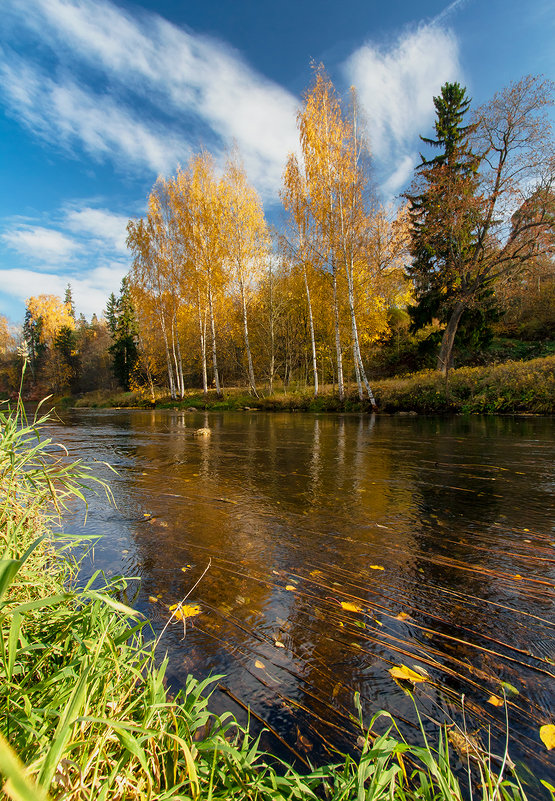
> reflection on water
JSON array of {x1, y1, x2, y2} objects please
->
[{"x1": 56, "y1": 410, "x2": 555, "y2": 787}]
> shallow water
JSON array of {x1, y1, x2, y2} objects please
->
[{"x1": 54, "y1": 410, "x2": 555, "y2": 787}]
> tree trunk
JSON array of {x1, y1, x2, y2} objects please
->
[
  {"x1": 196, "y1": 288, "x2": 208, "y2": 396},
  {"x1": 207, "y1": 281, "x2": 222, "y2": 396},
  {"x1": 170, "y1": 316, "x2": 183, "y2": 398},
  {"x1": 175, "y1": 323, "x2": 185, "y2": 399},
  {"x1": 331, "y1": 264, "x2": 344, "y2": 401},
  {"x1": 303, "y1": 266, "x2": 318, "y2": 398},
  {"x1": 437, "y1": 300, "x2": 466, "y2": 374},
  {"x1": 269, "y1": 268, "x2": 275, "y2": 395},
  {"x1": 239, "y1": 277, "x2": 257, "y2": 396},
  {"x1": 160, "y1": 309, "x2": 176, "y2": 399}
]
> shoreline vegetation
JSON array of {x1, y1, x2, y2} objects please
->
[
  {"x1": 0, "y1": 391, "x2": 547, "y2": 799},
  {"x1": 63, "y1": 355, "x2": 555, "y2": 416}
]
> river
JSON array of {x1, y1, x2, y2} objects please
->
[{"x1": 53, "y1": 409, "x2": 555, "y2": 788}]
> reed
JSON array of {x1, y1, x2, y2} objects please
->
[{"x1": 0, "y1": 385, "x2": 532, "y2": 800}]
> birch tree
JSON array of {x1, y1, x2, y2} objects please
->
[{"x1": 221, "y1": 157, "x2": 268, "y2": 396}]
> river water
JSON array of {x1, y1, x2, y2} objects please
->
[{"x1": 54, "y1": 409, "x2": 555, "y2": 787}]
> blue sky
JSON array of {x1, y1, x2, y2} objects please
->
[{"x1": 1, "y1": 0, "x2": 553, "y2": 322}]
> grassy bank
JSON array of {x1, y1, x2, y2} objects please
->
[
  {"x1": 0, "y1": 396, "x2": 538, "y2": 799},
  {"x1": 70, "y1": 355, "x2": 555, "y2": 415}
]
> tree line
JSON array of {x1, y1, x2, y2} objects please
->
[{"x1": 2, "y1": 68, "x2": 553, "y2": 401}]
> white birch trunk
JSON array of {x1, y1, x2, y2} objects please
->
[
  {"x1": 239, "y1": 277, "x2": 257, "y2": 396},
  {"x1": 303, "y1": 265, "x2": 319, "y2": 398}
]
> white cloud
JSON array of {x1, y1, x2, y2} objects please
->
[
  {"x1": 380, "y1": 155, "x2": 416, "y2": 199},
  {"x1": 0, "y1": 204, "x2": 132, "y2": 319},
  {"x1": 344, "y1": 24, "x2": 463, "y2": 197},
  {"x1": 0, "y1": 265, "x2": 126, "y2": 319},
  {"x1": 1, "y1": 225, "x2": 79, "y2": 264},
  {"x1": 2, "y1": 0, "x2": 299, "y2": 198},
  {"x1": 0, "y1": 53, "x2": 189, "y2": 175},
  {"x1": 65, "y1": 207, "x2": 130, "y2": 254}
]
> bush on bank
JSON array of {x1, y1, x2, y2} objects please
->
[
  {"x1": 0, "y1": 392, "x2": 533, "y2": 799},
  {"x1": 70, "y1": 355, "x2": 555, "y2": 415}
]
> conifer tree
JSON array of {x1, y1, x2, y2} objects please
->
[
  {"x1": 406, "y1": 82, "x2": 481, "y2": 371},
  {"x1": 107, "y1": 278, "x2": 138, "y2": 391}
]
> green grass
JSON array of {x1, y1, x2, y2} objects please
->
[
  {"x1": 0, "y1": 376, "x2": 537, "y2": 799},
  {"x1": 68, "y1": 355, "x2": 555, "y2": 415}
]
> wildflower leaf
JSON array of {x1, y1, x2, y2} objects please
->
[
  {"x1": 389, "y1": 665, "x2": 428, "y2": 685},
  {"x1": 500, "y1": 681, "x2": 519, "y2": 697},
  {"x1": 341, "y1": 601, "x2": 362, "y2": 613},
  {"x1": 540, "y1": 724, "x2": 555, "y2": 750},
  {"x1": 487, "y1": 695, "x2": 504, "y2": 707}
]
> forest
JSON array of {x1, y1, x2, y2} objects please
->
[{"x1": 1, "y1": 69, "x2": 553, "y2": 407}]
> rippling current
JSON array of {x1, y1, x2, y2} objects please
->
[{"x1": 52, "y1": 410, "x2": 555, "y2": 790}]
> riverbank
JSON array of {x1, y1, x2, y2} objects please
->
[
  {"x1": 0, "y1": 398, "x2": 539, "y2": 799},
  {"x1": 67, "y1": 355, "x2": 555, "y2": 415}
]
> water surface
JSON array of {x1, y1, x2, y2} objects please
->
[{"x1": 55, "y1": 410, "x2": 555, "y2": 786}]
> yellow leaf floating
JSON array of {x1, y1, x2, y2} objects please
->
[
  {"x1": 396, "y1": 612, "x2": 410, "y2": 621},
  {"x1": 254, "y1": 659, "x2": 265, "y2": 669},
  {"x1": 274, "y1": 640, "x2": 286, "y2": 648},
  {"x1": 285, "y1": 585, "x2": 296, "y2": 592},
  {"x1": 389, "y1": 665, "x2": 428, "y2": 685},
  {"x1": 148, "y1": 596, "x2": 158, "y2": 604},
  {"x1": 487, "y1": 695, "x2": 504, "y2": 707},
  {"x1": 540, "y1": 724, "x2": 555, "y2": 750},
  {"x1": 369, "y1": 565, "x2": 385, "y2": 571},
  {"x1": 341, "y1": 601, "x2": 363, "y2": 613},
  {"x1": 168, "y1": 603, "x2": 201, "y2": 620}
]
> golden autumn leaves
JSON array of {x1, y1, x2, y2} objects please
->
[{"x1": 125, "y1": 66, "x2": 410, "y2": 402}]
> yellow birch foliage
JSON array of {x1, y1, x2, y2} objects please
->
[{"x1": 26, "y1": 295, "x2": 75, "y2": 346}]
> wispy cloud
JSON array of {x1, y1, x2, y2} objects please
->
[
  {"x1": 0, "y1": 51, "x2": 189, "y2": 175},
  {"x1": 344, "y1": 24, "x2": 463, "y2": 197},
  {"x1": 0, "y1": 266, "x2": 126, "y2": 319},
  {"x1": 1, "y1": 0, "x2": 299, "y2": 197},
  {"x1": 65, "y1": 207, "x2": 130, "y2": 254},
  {"x1": 1, "y1": 205, "x2": 131, "y2": 318},
  {"x1": 1, "y1": 225, "x2": 80, "y2": 264}
]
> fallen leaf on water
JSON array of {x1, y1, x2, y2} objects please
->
[
  {"x1": 341, "y1": 601, "x2": 363, "y2": 613},
  {"x1": 169, "y1": 603, "x2": 201, "y2": 620},
  {"x1": 309, "y1": 569, "x2": 323, "y2": 577},
  {"x1": 487, "y1": 695, "x2": 504, "y2": 707},
  {"x1": 500, "y1": 681, "x2": 519, "y2": 697},
  {"x1": 389, "y1": 665, "x2": 428, "y2": 685},
  {"x1": 513, "y1": 574, "x2": 523, "y2": 580},
  {"x1": 254, "y1": 659, "x2": 265, "y2": 669},
  {"x1": 296, "y1": 727, "x2": 312, "y2": 751},
  {"x1": 540, "y1": 724, "x2": 555, "y2": 750},
  {"x1": 285, "y1": 585, "x2": 296, "y2": 592},
  {"x1": 148, "y1": 596, "x2": 158, "y2": 604},
  {"x1": 396, "y1": 612, "x2": 410, "y2": 621},
  {"x1": 448, "y1": 729, "x2": 482, "y2": 759},
  {"x1": 274, "y1": 640, "x2": 285, "y2": 648},
  {"x1": 369, "y1": 565, "x2": 385, "y2": 571}
]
